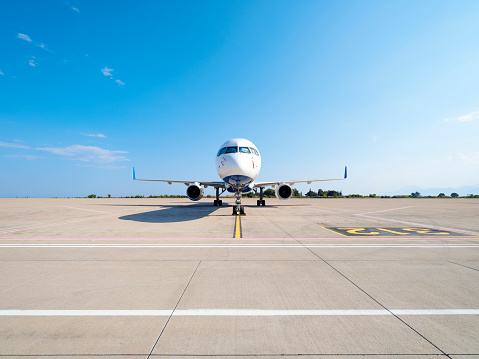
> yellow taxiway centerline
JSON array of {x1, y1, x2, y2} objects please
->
[{"x1": 234, "y1": 214, "x2": 241, "y2": 238}]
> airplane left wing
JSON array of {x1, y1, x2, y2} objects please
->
[
  {"x1": 253, "y1": 166, "x2": 347, "y2": 188},
  {"x1": 132, "y1": 168, "x2": 225, "y2": 188}
]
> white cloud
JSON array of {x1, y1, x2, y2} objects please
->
[
  {"x1": 458, "y1": 152, "x2": 479, "y2": 165},
  {"x1": 0, "y1": 141, "x2": 30, "y2": 149},
  {"x1": 36, "y1": 43, "x2": 53, "y2": 53},
  {"x1": 115, "y1": 79, "x2": 125, "y2": 86},
  {"x1": 37, "y1": 145, "x2": 129, "y2": 164},
  {"x1": 29, "y1": 58, "x2": 36, "y2": 67},
  {"x1": 444, "y1": 111, "x2": 479, "y2": 122},
  {"x1": 18, "y1": 33, "x2": 32, "y2": 42},
  {"x1": 0, "y1": 70, "x2": 4, "y2": 75},
  {"x1": 72, "y1": 7, "x2": 79, "y2": 12},
  {"x1": 5, "y1": 154, "x2": 41, "y2": 160},
  {"x1": 81, "y1": 133, "x2": 106, "y2": 138},
  {"x1": 101, "y1": 66, "x2": 114, "y2": 77}
]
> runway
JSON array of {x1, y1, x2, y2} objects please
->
[{"x1": 0, "y1": 198, "x2": 478, "y2": 358}]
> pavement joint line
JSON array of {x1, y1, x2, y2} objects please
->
[
  {"x1": 297, "y1": 244, "x2": 452, "y2": 358},
  {"x1": 147, "y1": 260, "x2": 202, "y2": 359},
  {"x1": 1, "y1": 309, "x2": 478, "y2": 316},
  {"x1": 447, "y1": 260, "x2": 479, "y2": 272},
  {"x1": 255, "y1": 207, "x2": 295, "y2": 239}
]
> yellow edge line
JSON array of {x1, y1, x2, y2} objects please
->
[
  {"x1": 322, "y1": 227, "x2": 348, "y2": 237},
  {"x1": 235, "y1": 215, "x2": 241, "y2": 238}
]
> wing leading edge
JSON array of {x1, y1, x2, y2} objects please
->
[
  {"x1": 132, "y1": 168, "x2": 225, "y2": 188},
  {"x1": 253, "y1": 166, "x2": 347, "y2": 188}
]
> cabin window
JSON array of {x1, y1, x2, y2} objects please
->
[
  {"x1": 239, "y1": 147, "x2": 251, "y2": 153},
  {"x1": 217, "y1": 147, "x2": 227, "y2": 156},
  {"x1": 250, "y1": 147, "x2": 259, "y2": 156},
  {"x1": 225, "y1": 146, "x2": 238, "y2": 153}
]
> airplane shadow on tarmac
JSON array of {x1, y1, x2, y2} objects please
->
[
  {"x1": 117, "y1": 203, "x2": 222, "y2": 223},
  {"x1": 111, "y1": 202, "x2": 305, "y2": 223}
]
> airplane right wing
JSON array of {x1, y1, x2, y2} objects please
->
[{"x1": 253, "y1": 166, "x2": 347, "y2": 188}]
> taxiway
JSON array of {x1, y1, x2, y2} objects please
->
[{"x1": 0, "y1": 198, "x2": 478, "y2": 358}]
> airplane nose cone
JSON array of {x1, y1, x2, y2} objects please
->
[{"x1": 219, "y1": 154, "x2": 256, "y2": 186}]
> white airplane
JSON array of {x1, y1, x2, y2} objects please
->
[{"x1": 133, "y1": 138, "x2": 347, "y2": 215}]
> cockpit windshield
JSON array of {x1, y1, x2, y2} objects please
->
[
  {"x1": 217, "y1": 147, "x2": 227, "y2": 156},
  {"x1": 218, "y1": 145, "x2": 259, "y2": 156},
  {"x1": 225, "y1": 146, "x2": 238, "y2": 154}
]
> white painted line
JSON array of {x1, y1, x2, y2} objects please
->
[
  {"x1": 0, "y1": 310, "x2": 173, "y2": 316},
  {"x1": 355, "y1": 206, "x2": 415, "y2": 215},
  {"x1": 0, "y1": 237, "x2": 476, "y2": 241},
  {"x1": 64, "y1": 206, "x2": 120, "y2": 215},
  {"x1": 0, "y1": 244, "x2": 478, "y2": 248},
  {"x1": 390, "y1": 309, "x2": 479, "y2": 315},
  {"x1": 0, "y1": 215, "x2": 117, "y2": 235},
  {"x1": 0, "y1": 309, "x2": 478, "y2": 316}
]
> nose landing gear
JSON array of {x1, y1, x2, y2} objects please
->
[{"x1": 233, "y1": 189, "x2": 245, "y2": 215}]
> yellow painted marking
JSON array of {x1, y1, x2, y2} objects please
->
[
  {"x1": 322, "y1": 227, "x2": 348, "y2": 237},
  {"x1": 235, "y1": 215, "x2": 241, "y2": 238},
  {"x1": 337, "y1": 228, "x2": 381, "y2": 235},
  {"x1": 377, "y1": 228, "x2": 409, "y2": 235},
  {"x1": 403, "y1": 228, "x2": 450, "y2": 235}
]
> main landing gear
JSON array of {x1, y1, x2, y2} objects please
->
[
  {"x1": 214, "y1": 187, "x2": 223, "y2": 206},
  {"x1": 257, "y1": 187, "x2": 266, "y2": 206}
]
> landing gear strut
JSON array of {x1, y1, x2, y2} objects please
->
[
  {"x1": 233, "y1": 189, "x2": 245, "y2": 215},
  {"x1": 214, "y1": 187, "x2": 223, "y2": 206},
  {"x1": 257, "y1": 187, "x2": 265, "y2": 206}
]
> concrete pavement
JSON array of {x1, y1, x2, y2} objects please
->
[{"x1": 0, "y1": 198, "x2": 478, "y2": 357}]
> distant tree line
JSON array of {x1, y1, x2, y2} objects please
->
[{"x1": 85, "y1": 190, "x2": 479, "y2": 199}]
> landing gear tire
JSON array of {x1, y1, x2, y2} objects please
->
[
  {"x1": 257, "y1": 200, "x2": 265, "y2": 206},
  {"x1": 233, "y1": 205, "x2": 245, "y2": 215},
  {"x1": 214, "y1": 200, "x2": 223, "y2": 206}
]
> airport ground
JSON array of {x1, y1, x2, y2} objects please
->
[{"x1": 0, "y1": 197, "x2": 478, "y2": 358}]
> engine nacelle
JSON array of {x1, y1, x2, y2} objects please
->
[
  {"x1": 186, "y1": 184, "x2": 204, "y2": 201},
  {"x1": 275, "y1": 184, "x2": 293, "y2": 200}
]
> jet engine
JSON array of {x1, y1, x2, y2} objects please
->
[
  {"x1": 186, "y1": 184, "x2": 204, "y2": 201},
  {"x1": 275, "y1": 184, "x2": 293, "y2": 200}
]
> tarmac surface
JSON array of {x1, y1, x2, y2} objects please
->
[{"x1": 0, "y1": 197, "x2": 478, "y2": 358}]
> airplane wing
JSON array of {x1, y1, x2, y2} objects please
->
[
  {"x1": 132, "y1": 168, "x2": 225, "y2": 188},
  {"x1": 253, "y1": 166, "x2": 347, "y2": 188}
]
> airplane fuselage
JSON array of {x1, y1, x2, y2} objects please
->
[{"x1": 215, "y1": 138, "x2": 261, "y2": 193}]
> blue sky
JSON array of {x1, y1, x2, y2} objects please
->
[{"x1": 1, "y1": 0, "x2": 479, "y2": 197}]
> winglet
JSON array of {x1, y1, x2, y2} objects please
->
[
  {"x1": 344, "y1": 166, "x2": 348, "y2": 179},
  {"x1": 132, "y1": 167, "x2": 136, "y2": 180}
]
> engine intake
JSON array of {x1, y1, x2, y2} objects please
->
[
  {"x1": 187, "y1": 184, "x2": 204, "y2": 201},
  {"x1": 275, "y1": 184, "x2": 293, "y2": 200}
]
